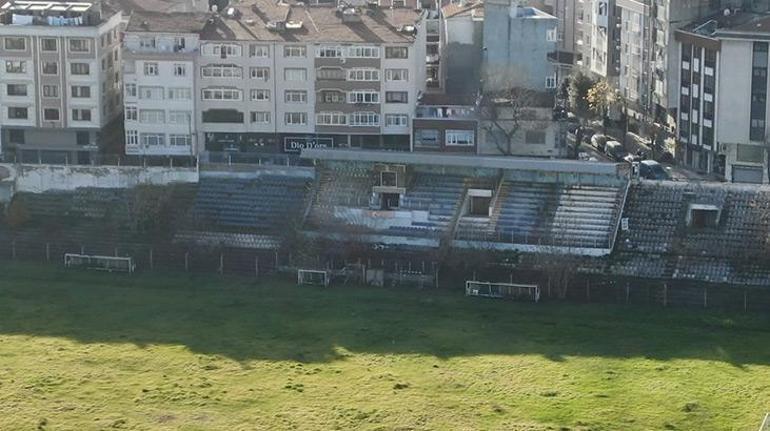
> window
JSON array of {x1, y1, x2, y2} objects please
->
[
  {"x1": 125, "y1": 83, "x2": 137, "y2": 97},
  {"x1": 385, "y1": 46, "x2": 408, "y2": 59},
  {"x1": 385, "y1": 68, "x2": 408, "y2": 81},
  {"x1": 250, "y1": 67, "x2": 270, "y2": 80},
  {"x1": 209, "y1": 43, "x2": 240, "y2": 57},
  {"x1": 201, "y1": 88, "x2": 242, "y2": 100},
  {"x1": 6, "y1": 84, "x2": 26, "y2": 96},
  {"x1": 68, "y1": 39, "x2": 90, "y2": 53},
  {"x1": 42, "y1": 62, "x2": 57, "y2": 75},
  {"x1": 284, "y1": 45, "x2": 306, "y2": 57},
  {"x1": 445, "y1": 129, "x2": 474, "y2": 146},
  {"x1": 317, "y1": 67, "x2": 345, "y2": 80},
  {"x1": 249, "y1": 44, "x2": 269, "y2": 57},
  {"x1": 139, "y1": 86, "x2": 164, "y2": 100},
  {"x1": 139, "y1": 110, "x2": 165, "y2": 124},
  {"x1": 168, "y1": 111, "x2": 191, "y2": 124},
  {"x1": 42, "y1": 85, "x2": 59, "y2": 98},
  {"x1": 174, "y1": 37, "x2": 186, "y2": 51},
  {"x1": 385, "y1": 114, "x2": 408, "y2": 127},
  {"x1": 126, "y1": 130, "x2": 138, "y2": 146},
  {"x1": 250, "y1": 89, "x2": 270, "y2": 101},
  {"x1": 385, "y1": 91, "x2": 408, "y2": 103},
  {"x1": 71, "y1": 85, "x2": 91, "y2": 98},
  {"x1": 41, "y1": 38, "x2": 57, "y2": 52},
  {"x1": 284, "y1": 68, "x2": 307, "y2": 81},
  {"x1": 7, "y1": 107, "x2": 27, "y2": 119},
  {"x1": 348, "y1": 46, "x2": 379, "y2": 58},
  {"x1": 143, "y1": 62, "x2": 159, "y2": 76},
  {"x1": 6, "y1": 61, "x2": 25, "y2": 74},
  {"x1": 545, "y1": 75, "x2": 557, "y2": 89},
  {"x1": 167, "y1": 87, "x2": 192, "y2": 100},
  {"x1": 285, "y1": 90, "x2": 308, "y2": 103},
  {"x1": 348, "y1": 68, "x2": 379, "y2": 81},
  {"x1": 173, "y1": 63, "x2": 186, "y2": 77},
  {"x1": 525, "y1": 130, "x2": 546, "y2": 145},
  {"x1": 348, "y1": 90, "x2": 380, "y2": 104},
  {"x1": 141, "y1": 133, "x2": 165, "y2": 147},
  {"x1": 317, "y1": 46, "x2": 343, "y2": 58},
  {"x1": 71, "y1": 62, "x2": 90, "y2": 75},
  {"x1": 316, "y1": 112, "x2": 346, "y2": 125},
  {"x1": 125, "y1": 105, "x2": 137, "y2": 121},
  {"x1": 139, "y1": 37, "x2": 156, "y2": 49},
  {"x1": 546, "y1": 28, "x2": 558, "y2": 42},
  {"x1": 349, "y1": 112, "x2": 379, "y2": 126},
  {"x1": 284, "y1": 112, "x2": 307, "y2": 125},
  {"x1": 4, "y1": 37, "x2": 25, "y2": 50},
  {"x1": 321, "y1": 90, "x2": 345, "y2": 103},
  {"x1": 40, "y1": 108, "x2": 59, "y2": 121},
  {"x1": 414, "y1": 129, "x2": 439, "y2": 147},
  {"x1": 169, "y1": 134, "x2": 192, "y2": 147},
  {"x1": 250, "y1": 111, "x2": 271, "y2": 124},
  {"x1": 201, "y1": 64, "x2": 242, "y2": 78}
]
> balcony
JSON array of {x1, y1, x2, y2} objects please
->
[{"x1": 0, "y1": 1, "x2": 101, "y2": 26}]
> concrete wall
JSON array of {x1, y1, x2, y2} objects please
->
[{"x1": 0, "y1": 163, "x2": 198, "y2": 193}]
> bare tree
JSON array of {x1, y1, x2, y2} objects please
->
[{"x1": 479, "y1": 88, "x2": 552, "y2": 156}]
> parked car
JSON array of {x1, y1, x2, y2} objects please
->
[
  {"x1": 591, "y1": 134, "x2": 609, "y2": 152},
  {"x1": 581, "y1": 127, "x2": 596, "y2": 144},
  {"x1": 639, "y1": 160, "x2": 670, "y2": 180},
  {"x1": 604, "y1": 141, "x2": 627, "y2": 162}
]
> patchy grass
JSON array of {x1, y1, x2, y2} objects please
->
[{"x1": 0, "y1": 263, "x2": 769, "y2": 430}]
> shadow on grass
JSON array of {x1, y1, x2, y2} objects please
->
[{"x1": 1, "y1": 262, "x2": 769, "y2": 366}]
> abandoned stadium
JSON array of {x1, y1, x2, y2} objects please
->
[{"x1": 1, "y1": 150, "x2": 770, "y2": 311}]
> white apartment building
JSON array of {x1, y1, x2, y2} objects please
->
[{"x1": 0, "y1": 0, "x2": 123, "y2": 162}]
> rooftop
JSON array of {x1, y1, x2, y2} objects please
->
[
  {"x1": 441, "y1": 0, "x2": 481, "y2": 19},
  {"x1": 126, "y1": 10, "x2": 210, "y2": 33},
  {"x1": 683, "y1": 9, "x2": 770, "y2": 39}
]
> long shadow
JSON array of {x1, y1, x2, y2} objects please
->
[{"x1": 0, "y1": 263, "x2": 769, "y2": 366}]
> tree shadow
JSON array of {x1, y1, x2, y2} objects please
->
[{"x1": 0, "y1": 264, "x2": 769, "y2": 368}]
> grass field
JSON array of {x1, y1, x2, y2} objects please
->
[{"x1": 0, "y1": 263, "x2": 769, "y2": 431}]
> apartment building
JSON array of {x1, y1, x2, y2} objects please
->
[
  {"x1": 675, "y1": 10, "x2": 770, "y2": 183},
  {"x1": 0, "y1": 0, "x2": 123, "y2": 162},
  {"x1": 122, "y1": 12, "x2": 208, "y2": 156}
]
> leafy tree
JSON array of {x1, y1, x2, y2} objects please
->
[
  {"x1": 568, "y1": 72, "x2": 595, "y2": 118},
  {"x1": 587, "y1": 79, "x2": 617, "y2": 133}
]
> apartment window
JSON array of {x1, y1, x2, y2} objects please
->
[
  {"x1": 173, "y1": 37, "x2": 185, "y2": 51},
  {"x1": 68, "y1": 39, "x2": 90, "y2": 53},
  {"x1": 249, "y1": 44, "x2": 269, "y2": 57},
  {"x1": 317, "y1": 46, "x2": 343, "y2": 58},
  {"x1": 5, "y1": 61, "x2": 25, "y2": 74},
  {"x1": 40, "y1": 108, "x2": 57, "y2": 122},
  {"x1": 143, "y1": 62, "x2": 159, "y2": 76},
  {"x1": 250, "y1": 89, "x2": 270, "y2": 101},
  {"x1": 42, "y1": 62, "x2": 57, "y2": 75},
  {"x1": 283, "y1": 45, "x2": 306, "y2": 57},
  {"x1": 385, "y1": 114, "x2": 408, "y2": 127},
  {"x1": 71, "y1": 85, "x2": 91, "y2": 98},
  {"x1": 126, "y1": 130, "x2": 138, "y2": 146},
  {"x1": 169, "y1": 134, "x2": 192, "y2": 147},
  {"x1": 316, "y1": 112, "x2": 346, "y2": 125},
  {"x1": 250, "y1": 111, "x2": 271, "y2": 124},
  {"x1": 210, "y1": 44, "x2": 240, "y2": 57},
  {"x1": 201, "y1": 88, "x2": 242, "y2": 100},
  {"x1": 41, "y1": 38, "x2": 58, "y2": 52},
  {"x1": 525, "y1": 130, "x2": 546, "y2": 145},
  {"x1": 385, "y1": 68, "x2": 408, "y2": 81},
  {"x1": 139, "y1": 86, "x2": 164, "y2": 100},
  {"x1": 201, "y1": 64, "x2": 242, "y2": 78},
  {"x1": 317, "y1": 67, "x2": 345, "y2": 80},
  {"x1": 546, "y1": 28, "x2": 558, "y2": 42},
  {"x1": 545, "y1": 75, "x2": 557, "y2": 89},
  {"x1": 385, "y1": 91, "x2": 408, "y2": 103},
  {"x1": 139, "y1": 110, "x2": 165, "y2": 124},
  {"x1": 6, "y1": 84, "x2": 26, "y2": 96},
  {"x1": 125, "y1": 105, "x2": 137, "y2": 121},
  {"x1": 385, "y1": 46, "x2": 408, "y2": 59},
  {"x1": 321, "y1": 90, "x2": 344, "y2": 103},
  {"x1": 348, "y1": 68, "x2": 379, "y2": 81},
  {"x1": 284, "y1": 68, "x2": 307, "y2": 81},
  {"x1": 4, "y1": 37, "x2": 25, "y2": 50},
  {"x1": 349, "y1": 112, "x2": 379, "y2": 126},
  {"x1": 139, "y1": 37, "x2": 156, "y2": 49},
  {"x1": 285, "y1": 90, "x2": 307, "y2": 103},
  {"x1": 348, "y1": 46, "x2": 379, "y2": 58},
  {"x1": 141, "y1": 133, "x2": 165, "y2": 147},
  {"x1": 750, "y1": 42, "x2": 768, "y2": 141},
  {"x1": 42, "y1": 85, "x2": 59, "y2": 98},
  {"x1": 168, "y1": 87, "x2": 192, "y2": 100},
  {"x1": 125, "y1": 83, "x2": 137, "y2": 97},
  {"x1": 250, "y1": 67, "x2": 270, "y2": 80},
  {"x1": 71, "y1": 62, "x2": 90, "y2": 75},
  {"x1": 284, "y1": 112, "x2": 307, "y2": 125},
  {"x1": 169, "y1": 111, "x2": 191, "y2": 124},
  {"x1": 348, "y1": 90, "x2": 379, "y2": 104},
  {"x1": 173, "y1": 64, "x2": 186, "y2": 77},
  {"x1": 7, "y1": 107, "x2": 28, "y2": 119},
  {"x1": 446, "y1": 129, "x2": 474, "y2": 146}
]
